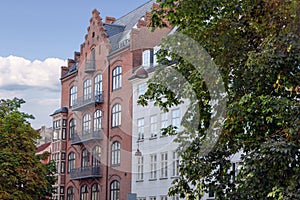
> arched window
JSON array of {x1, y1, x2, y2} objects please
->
[
  {"x1": 94, "y1": 110, "x2": 102, "y2": 131},
  {"x1": 68, "y1": 152, "x2": 75, "y2": 173},
  {"x1": 112, "y1": 66, "x2": 122, "y2": 90},
  {"x1": 70, "y1": 86, "x2": 77, "y2": 107},
  {"x1": 92, "y1": 146, "x2": 101, "y2": 166},
  {"x1": 67, "y1": 186, "x2": 74, "y2": 200},
  {"x1": 110, "y1": 181, "x2": 120, "y2": 200},
  {"x1": 112, "y1": 104, "x2": 121, "y2": 127},
  {"x1": 80, "y1": 185, "x2": 89, "y2": 200},
  {"x1": 83, "y1": 113, "x2": 91, "y2": 134},
  {"x1": 83, "y1": 79, "x2": 92, "y2": 101},
  {"x1": 82, "y1": 149, "x2": 89, "y2": 167},
  {"x1": 69, "y1": 119, "x2": 76, "y2": 139},
  {"x1": 111, "y1": 142, "x2": 120, "y2": 165},
  {"x1": 91, "y1": 183, "x2": 100, "y2": 200},
  {"x1": 94, "y1": 74, "x2": 102, "y2": 96}
]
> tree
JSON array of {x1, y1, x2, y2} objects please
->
[
  {"x1": 139, "y1": 0, "x2": 299, "y2": 199},
  {"x1": 0, "y1": 98, "x2": 56, "y2": 200}
]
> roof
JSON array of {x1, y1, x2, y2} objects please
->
[
  {"x1": 61, "y1": 63, "x2": 78, "y2": 79},
  {"x1": 36, "y1": 142, "x2": 51, "y2": 153},
  {"x1": 104, "y1": 23, "x2": 125, "y2": 37},
  {"x1": 112, "y1": 0, "x2": 155, "y2": 30},
  {"x1": 50, "y1": 107, "x2": 68, "y2": 116}
]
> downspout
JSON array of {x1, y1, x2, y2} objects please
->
[{"x1": 106, "y1": 61, "x2": 111, "y2": 200}]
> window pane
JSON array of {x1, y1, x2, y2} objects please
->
[{"x1": 112, "y1": 66, "x2": 122, "y2": 90}]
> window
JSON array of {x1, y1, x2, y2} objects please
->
[
  {"x1": 68, "y1": 152, "x2": 75, "y2": 173},
  {"x1": 137, "y1": 156, "x2": 144, "y2": 181},
  {"x1": 91, "y1": 183, "x2": 100, "y2": 200},
  {"x1": 137, "y1": 198, "x2": 146, "y2": 200},
  {"x1": 112, "y1": 104, "x2": 121, "y2": 127},
  {"x1": 62, "y1": 128, "x2": 66, "y2": 140},
  {"x1": 137, "y1": 83, "x2": 146, "y2": 96},
  {"x1": 83, "y1": 113, "x2": 91, "y2": 134},
  {"x1": 172, "y1": 109, "x2": 181, "y2": 130},
  {"x1": 150, "y1": 197, "x2": 156, "y2": 200},
  {"x1": 142, "y1": 50, "x2": 153, "y2": 66},
  {"x1": 83, "y1": 79, "x2": 92, "y2": 101},
  {"x1": 112, "y1": 66, "x2": 122, "y2": 90},
  {"x1": 94, "y1": 74, "x2": 102, "y2": 97},
  {"x1": 82, "y1": 149, "x2": 89, "y2": 167},
  {"x1": 150, "y1": 154, "x2": 157, "y2": 179},
  {"x1": 110, "y1": 181, "x2": 120, "y2": 200},
  {"x1": 70, "y1": 86, "x2": 77, "y2": 107},
  {"x1": 150, "y1": 115, "x2": 158, "y2": 138},
  {"x1": 111, "y1": 142, "x2": 120, "y2": 165},
  {"x1": 172, "y1": 196, "x2": 180, "y2": 200},
  {"x1": 94, "y1": 110, "x2": 102, "y2": 131},
  {"x1": 137, "y1": 118, "x2": 144, "y2": 140},
  {"x1": 161, "y1": 152, "x2": 168, "y2": 178},
  {"x1": 67, "y1": 186, "x2": 74, "y2": 200},
  {"x1": 92, "y1": 146, "x2": 101, "y2": 166},
  {"x1": 61, "y1": 161, "x2": 65, "y2": 173},
  {"x1": 160, "y1": 196, "x2": 168, "y2": 200},
  {"x1": 172, "y1": 151, "x2": 179, "y2": 177},
  {"x1": 69, "y1": 119, "x2": 76, "y2": 139},
  {"x1": 208, "y1": 184, "x2": 215, "y2": 198},
  {"x1": 160, "y1": 112, "x2": 168, "y2": 135},
  {"x1": 80, "y1": 185, "x2": 89, "y2": 200}
]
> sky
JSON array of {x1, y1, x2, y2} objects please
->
[{"x1": 0, "y1": 0, "x2": 151, "y2": 129}]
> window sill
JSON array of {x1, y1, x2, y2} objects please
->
[
  {"x1": 149, "y1": 136, "x2": 157, "y2": 140},
  {"x1": 112, "y1": 87, "x2": 122, "y2": 92},
  {"x1": 149, "y1": 178, "x2": 157, "y2": 181},
  {"x1": 137, "y1": 139, "x2": 144, "y2": 142},
  {"x1": 159, "y1": 177, "x2": 168, "y2": 180},
  {"x1": 111, "y1": 164, "x2": 121, "y2": 168},
  {"x1": 136, "y1": 180, "x2": 144, "y2": 182},
  {"x1": 171, "y1": 176, "x2": 179, "y2": 179}
]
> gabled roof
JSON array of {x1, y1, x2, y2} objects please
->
[
  {"x1": 50, "y1": 107, "x2": 68, "y2": 116},
  {"x1": 36, "y1": 142, "x2": 51, "y2": 153},
  {"x1": 112, "y1": 0, "x2": 155, "y2": 30}
]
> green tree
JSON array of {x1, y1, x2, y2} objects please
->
[
  {"x1": 0, "y1": 98, "x2": 56, "y2": 200},
  {"x1": 139, "y1": 0, "x2": 299, "y2": 199}
]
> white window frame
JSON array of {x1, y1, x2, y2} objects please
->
[
  {"x1": 161, "y1": 152, "x2": 168, "y2": 178},
  {"x1": 112, "y1": 66, "x2": 122, "y2": 90},
  {"x1": 137, "y1": 118, "x2": 144, "y2": 140},
  {"x1": 70, "y1": 86, "x2": 77, "y2": 107},
  {"x1": 112, "y1": 104, "x2": 121, "y2": 127},
  {"x1": 83, "y1": 79, "x2": 92, "y2": 101},
  {"x1": 172, "y1": 151, "x2": 179, "y2": 177},
  {"x1": 150, "y1": 154, "x2": 157, "y2": 179},
  {"x1": 150, "y1": 115, "x2": 158, "y2": 138},
  {"x1": 172, "y1": 108, "x2": 181, "y2": 130},
  {"x1": 137, "y1": 156, "x2": 144, "y2": 181}
]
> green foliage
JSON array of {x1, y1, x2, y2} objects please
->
[
  {"x1": 140, "y1": 0, "x2": 300, "y2": 199},
  {"x1": 0, "y1": 98, "x2": 56, "y2": 200}
]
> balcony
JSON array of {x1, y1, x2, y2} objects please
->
[
  {"x1": 84, "y1": 60, "x2": 96, "y2": 73},
  {"x1": 70, "y1": 166, "x2": 102, "y2": 180},
  {"x1": 71, "y1": 130, "x2": 103, "y2": 145},
  {"x1": 72, "y1": 93, "x2": 104, "y2": 111}
]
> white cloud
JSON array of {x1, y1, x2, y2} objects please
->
[
  {"x1": 0, "y1": 55, "x2": 65, "y2": 91},
  {"x1": 0, "y1": 55, "x2": 66, "y2": 129}
]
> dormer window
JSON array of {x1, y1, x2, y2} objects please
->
[{"x1": 142, "y1": 49, "x2": 153, "y2": 67}]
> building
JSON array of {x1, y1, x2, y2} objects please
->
[
  {"x1": 50, "y1": 1, "x2": 159, "y2": 199},
  {"x1": 36, "y1": 125, "x2": 52, "y2": 146}
]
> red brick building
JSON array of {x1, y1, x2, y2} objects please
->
[{"x1": 50, "y1": 1, "x2": 156, "y2": 199}]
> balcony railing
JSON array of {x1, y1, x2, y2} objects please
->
[
  {"x1": 85, "y1": 60, "x2": 96, "y2": 73},
  {"x1": 70, "y1": 166, "x2": 102, "y2": 180},
  {"x1": 71, "y1": 130, "x2": 103, "y2": 145},
  {"x1": 72, "y1": 93, "x2": 104, "y2": 111}
]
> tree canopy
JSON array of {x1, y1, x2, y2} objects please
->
[
  {"x1": 0, "y1": 98, "x2": 56, "y2": 200},
  {"x1": 139, "y1": 0, "x2": 299, "y2": 199}
]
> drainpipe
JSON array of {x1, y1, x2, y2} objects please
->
[{"x1": 106, "y1": 61, "x2": 111, "y2": 200}]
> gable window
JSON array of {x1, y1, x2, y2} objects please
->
[
  {"x1": 142, "y1": 49, "x2": 153, "y2": 66},
  {"x1": 83, "y1": 79, "x2": 92, "y2": 101},
  {"x1": 172, "y1": 109, "x2": 181, "y2": 130},
  {"x1": 68, "y1": 152, "x2": 75, "y2": 173},
  {"x1": 69, "y1": 119, "x2": 76, "y2": 139},
  {"x1": 111, "y1": 142, "x2": 120, "y2": 165},
  {"x1": 82, "y1": 149, "x2": 89, "y2": 167},
  {"x1": 137, "y1": 118, "x2": 144, "y2": 140},
  {"x1": 70, "y1": 86, "x2": 77, "y2": 107},
  {"x1": 83, "y1": 113, "x2": 91, "y2": 134},
  {"x1": 94, "y1": 110, "x2": 102, "y2": 131},
  {"x1": 91, "y1": 183, "x2": 100, "y2": 200},
  {"x1": 112, "y1": 104, "x2": 121, "y2": 127},
  {"x1": 112, "y1": 66, "x2": 122, "y2": 90},
  {"x1": 94, "y1": 74, "x2": 102, "y2": 97},
  {"x1": 92, "y1": 146, "x2": 101, "y2": 166},
  {"x1": 160, "y1": 112, "x2": 168, "y2": 136},
  {"x1": 80, "y1": 185, "x2": 89, "y2": 200},
  {"x1": 67, "y1": 186, "x2": 74, "y2": 200},
  {"x1": 110, "y1": 181, "x2": 120, "y2": 200}
]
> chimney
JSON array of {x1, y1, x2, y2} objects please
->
[
  {"x1": 105, "y1": 16, "x2": 116, "y2": 24},
  {"x1": 67, "y1": 59, "x2": 76, "y2": 68}
]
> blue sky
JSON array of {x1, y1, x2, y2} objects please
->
[{"x1": 0, "y1": 0, "x2": 151, "y2": 129}]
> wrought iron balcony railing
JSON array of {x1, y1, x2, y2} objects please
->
[
  {"x1": 70, "y1": 166, "x2": 102, "y2": 180},
  {"x1": 72, "y1": 92, "x2": 104, "y2": 111},
  {"x1": 71, "y1": 130, "x2": 103, "y2": 145}
]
